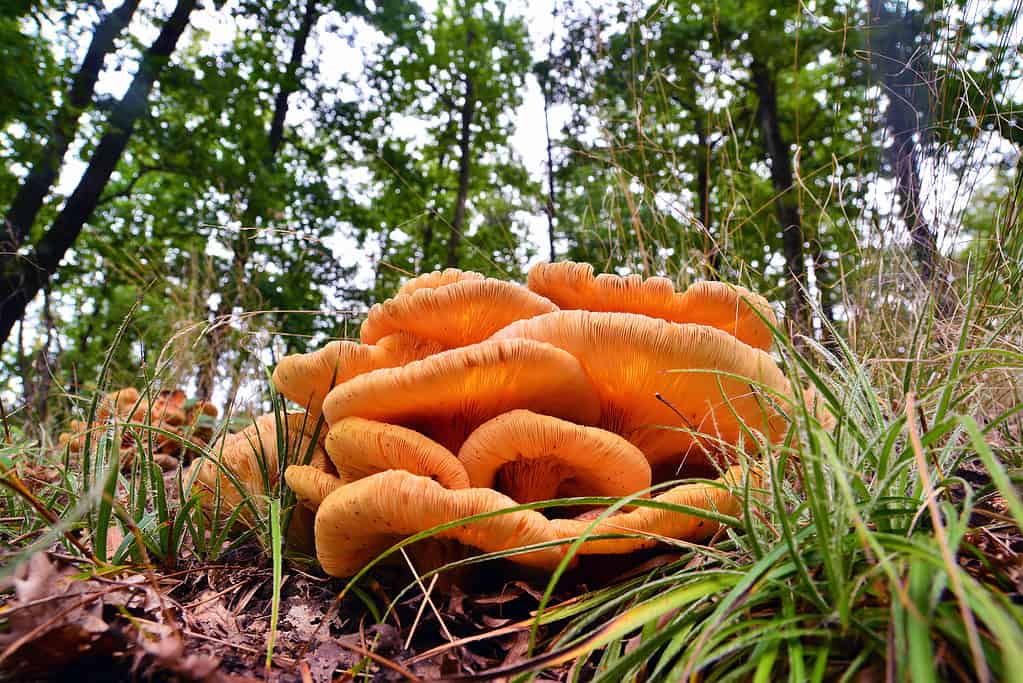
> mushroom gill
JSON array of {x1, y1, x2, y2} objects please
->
[
  {"x1": 458, "y1": 410, "x2": 651, "y2": 504},
  {"x1": 550, "y1": 466, "x2": 746, "y2": 554},
  {"x1": 491, "y1": 311, "x2": 793, "y2": 467},
  {"x1": 314, "y1": 470, "x2": 566, "y2": 577}
]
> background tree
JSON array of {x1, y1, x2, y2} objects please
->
[
  {"x1": 357, "y1": 0, "x2": 536, "y2": 298},
  {"x1": 548, "y1": 0, "x2": 872, "y2": 338}
]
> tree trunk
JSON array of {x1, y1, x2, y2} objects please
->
[
  {"x1": 0, "y1": 0, "x2": 198, "y2": 346},
  {"x1": 869, "y1": 1, "x2": 950, "y2": 311},
  {"x1": 540, "y1": 67, "x2": 557, "y2": 263},
  {"x1": 3, "y1": 0, "x2": 141, "y2": 254},
  {"x1": 231, "y1": 0, "x2": 318, "y2": 273},
  {"x1": 693, "y1": 111, "x2": 719, "y2": 278},
  {"x1": 447, "y1": 29, "x2": 476, "y2": 269},
  {"x1": 750, "y1": 58, "x2": 810, "y2": 337},
  {"x1": 200, "y1": 0, "x2": 319, "y2": 400}
]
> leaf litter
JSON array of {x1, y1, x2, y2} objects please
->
[{"x1": 1, "y1": 540, "x2": 653, "y2": 681}]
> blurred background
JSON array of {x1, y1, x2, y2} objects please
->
[{"x1": 2, "y1": 0, "x2": 1020, "y2": 420}]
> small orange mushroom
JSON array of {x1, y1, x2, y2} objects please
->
[
  {"x1": 527, "y1": 261, "x2": 776, "y2": 350},
  {"x1": 191, "y1": 412, "x2": 330, "y2": 535},
  {"x1": 322, "y1": 339, "x2": 601, "y2": 452},
  {"x1": 95, "y1": 387, "x2": 142, "y2": 421}
]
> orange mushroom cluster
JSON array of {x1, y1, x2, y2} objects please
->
[
  {"x1": 206, "y1": 262, "x2": 820, "y2": 577},
  {"x1": 59, "y1": 387, "x2": 218, "y2": 470}
]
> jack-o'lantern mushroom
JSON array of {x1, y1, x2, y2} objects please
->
[
  {"x1": 527, "y1": 261, "x2": 777, "y2": 351},
  {"x1": 359, "y1": 278, "x2": 558, "y2": 348},
  {"x1": 458, "y1": 410, "x2": 651, "y2": 504},
  {"x1": 272, "y1": 332, "x2": 444, "y2": 416},
  {"x1": 550, "y1": 467, "x2": 745, "y2": 554},
  {"x1": 491, "y1": 311, "x2": 793, "y2": 467},
  {"x1": 395, "y1": 267, "x2": 485, "y2": 296},
  {"x1": 314, "y1": 470, "x2": 565, "y2": 577},
  {"x1": 96, "y1": 387, "x2": 142, "y2": 421},
  {"x1": 284, "y1": 465, "x2": 343, "y2": 510},
  {"x1": 325, "y1": 417, "x2": 470, "y2": 489},
  {"x1": 322, "y1": 339, "x2": 601, "y2": 452},
  {"x1": 192, "y1": 412, "x2": 330, "y2": 546}
]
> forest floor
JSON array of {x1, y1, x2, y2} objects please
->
[
  {"x1": 2, "y1": 457, "x2": 682, "y2": 682},
  {"x1": 3, "y1": 453, "x2": 1022, "y2": 682}
]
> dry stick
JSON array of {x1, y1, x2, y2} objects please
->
[
  {"x1": 335, "y1": 640, "x2": 420, "y2": 682},
  {"x1": 0, "y1": 583, "x2": 142, "y2": 665},
  {"x1": 400, "y1": 548, "x2": 455, "y2": 646},
  {"x1": 905, "y1": 393, "x2": 990, "y2": 683},
  {"x1": 404, "y1": 573, "x2": 441, "y2": 651},
  {"x1": 298, "y1": 660, "x2": 314, "y2": 683},
  {"x1": 405, "y1": 592, "x2": 594, "y2": 665},
  {"x1": 0, "y1": 470, "x2": 96, "y2": 560}
]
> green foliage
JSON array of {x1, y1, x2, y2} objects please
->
[{"x1": 358, "y1": 0, "x2": 538, "y2": 297}]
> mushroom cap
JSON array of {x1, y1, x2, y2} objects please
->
[
  {"x1": 322, "y1": 339, "x2": 601, "y2": 452},
  {"x1": 550, "y1": 466, "x2": 744, "y2": 554},
  {"x1": 314, "y1": 470, "x2": 564, "y2": 576},
  {"x1": 325, "y1": 417, "x2": 470, "y2": 489},
  {"x1": 272, "y1": 332, "x2": 443, "y2": 415},
  {"x1": 527, "y1": 261, "x2": 776, "y2": 350},
  {"x1": 359, "y1": 278, "x2": 558, "y2": 347},
  {"x1": 491, "y1": 311, "x2": 792, "y2": 466},
  {"x1": 396, "y1": 268, "x2": 486, "y2": 296},
  {"x1": 96, "y1": 387, "x2": 141, "y2": 421},
  {"x1": 58, "y1": 419, "x2": 90, "y2": 452},
  {"x1": 458, "y1": 410, "x2": 651, "y2": 504},
  {"x1": 145, "y1": 389, "x2": 187, "y2": 427},
  {"x1": 285, "y1": 465, "x2": 343, "y2": 510},
  {"x1": 191, "y1": 412, "x2": 329, "y2": 526}
]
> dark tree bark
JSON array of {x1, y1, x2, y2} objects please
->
[
  {"x1": 447, "y1": 29, "x2": 477, "y2": 269},
  {"x1": 3, "y1": 0, "x2": 141, "y2": 253},
  {"x1": 869, "y1": 0, "x2": 950, "y2": 312},
  {"x1": 265, "y1": 0, "x2": 317, "y2": 163},
  {"x1": 0, "y1": 0, "x2": 198, "y2": 346},
  {"x1": 537, "y1": 61, "x2": 558, "y2": 263},
  {"x1": 693, "y1": 111, "x2": 720, "y2": 278},
  {"x1": 751, "y1": 58, "x2": 810, "y2": 337},
  {"x1": 230, "y1": 0, "x2": 319, "y2": 275},
  {"x1": 199, "y1": 0, "x2": 319, "y2": 400}
]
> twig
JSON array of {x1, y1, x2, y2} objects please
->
[
  {"x1": 0, "y1": 470, "x2": 96, "y2": 560},
  {"x1": 0, "y1": 584, "x2": 139, "y2": 665},
  {"x1": 400, "y1": 548, "x2": 454, "y2": 646},
  {"x1": 335, "y1": 639, "x2": 420, "y2": 682}
]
